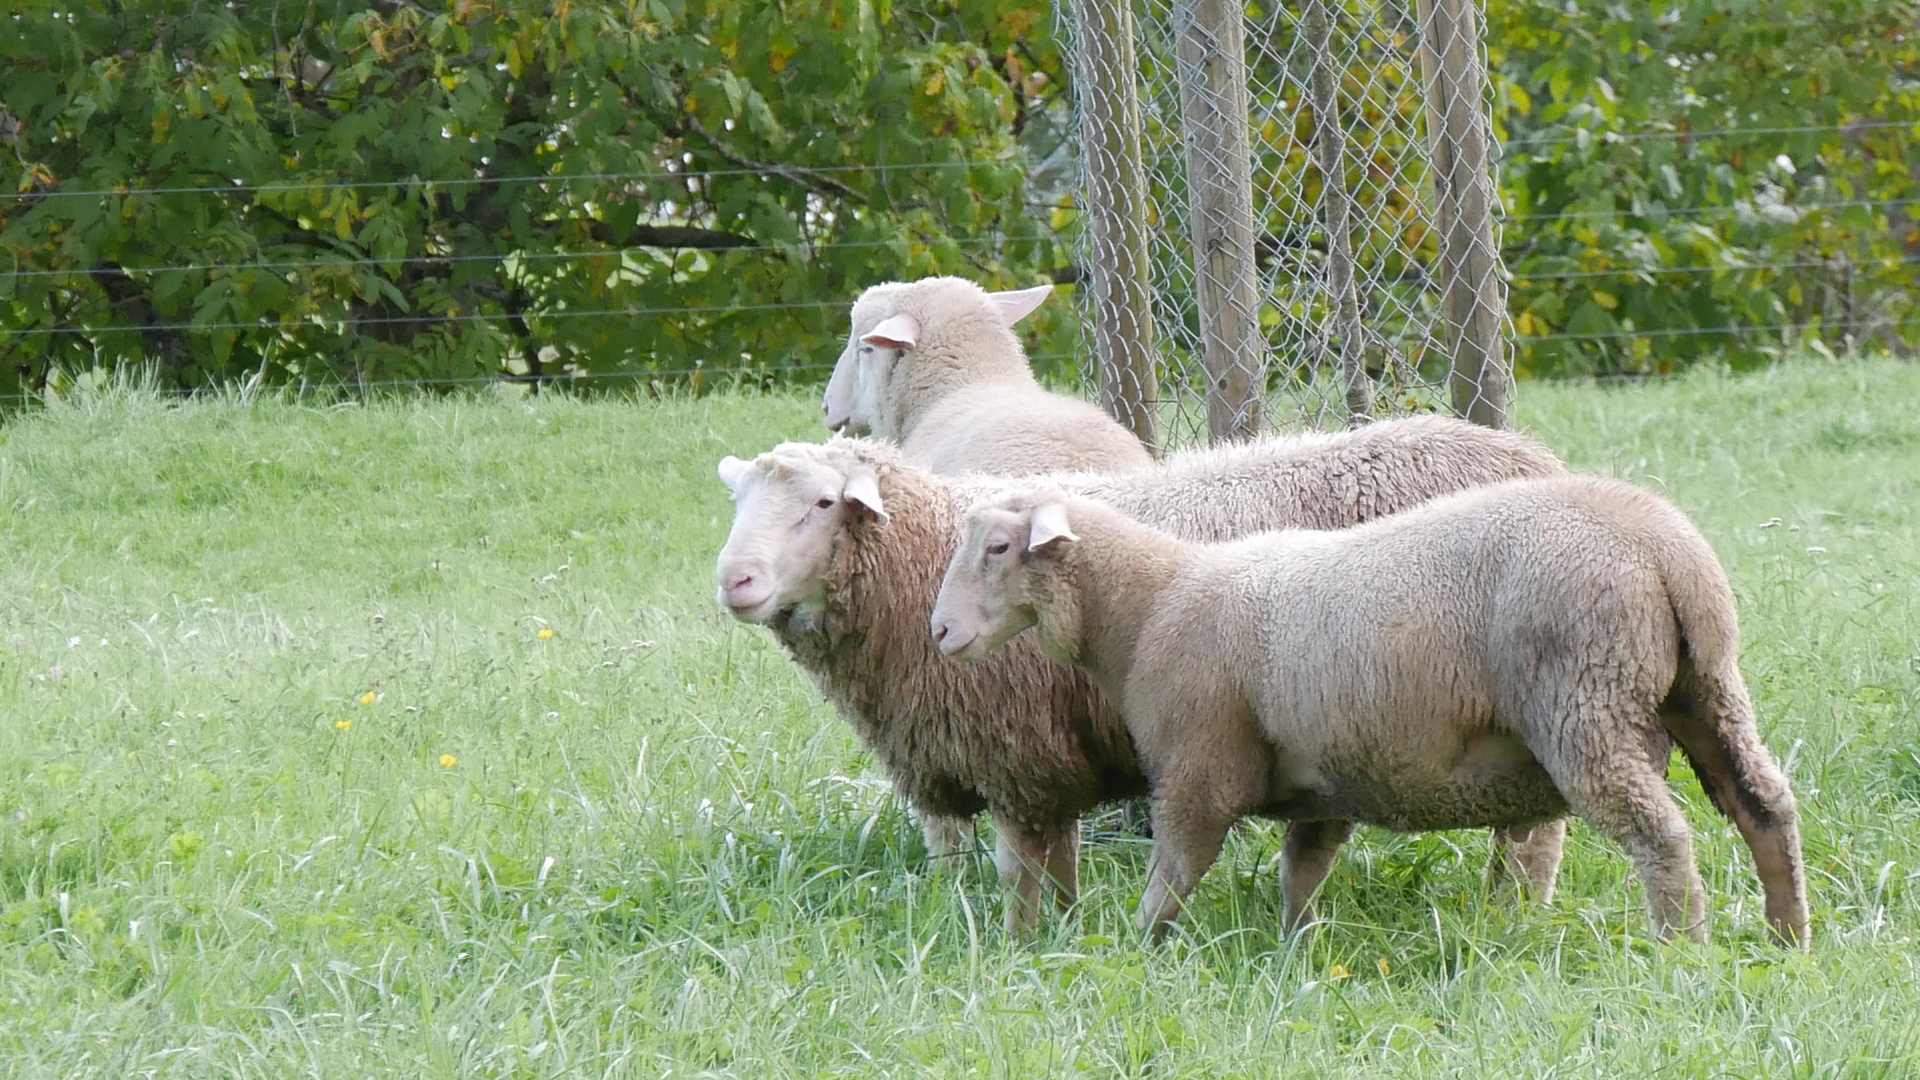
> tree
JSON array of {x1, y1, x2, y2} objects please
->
[
  {"x1": 1487, "y1": 0, "x2": 1920, "y2": 376},
  {"x1": 0, "y1": 0, "x2": 1078, "y2": 398}
]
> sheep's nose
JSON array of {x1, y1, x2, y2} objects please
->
[
  {"x1": 931, "y1": 622, "x2": 949, "y2": 645},
  {"x1": 725, "y1": 572, "x2": 754, "y2": 594}
]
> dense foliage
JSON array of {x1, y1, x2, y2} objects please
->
[
  {"x1": 2, "y1": 0, "x2": 1915, "y2": 395},
  {"x1": 0, "y1": 0, "x2": 1074, "y2": 397},
  {"x1": 1488, "y1": 0, "x2": 1920, "y2": 376}
]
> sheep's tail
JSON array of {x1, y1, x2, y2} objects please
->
[
  {"x1": 1652, "y1": 515, "x2": 1741, "y2": 677},
  {"x1": 1647, "y1": 498, "x2": 1811, "y2": 949}
]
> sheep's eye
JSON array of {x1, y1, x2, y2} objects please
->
[
  {"x1": 985, "y1": 542, "x2": 1010, "y2": 556},
  {"x1": 816, "y1": 497, "x2": 836, "y2": 510}
]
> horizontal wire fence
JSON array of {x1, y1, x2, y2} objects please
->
[{"x1": 3, "y1": 114, "x2": 1913, "y2": 411}]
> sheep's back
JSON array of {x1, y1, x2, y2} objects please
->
[
  {"x1": 1078, "y1": 415, "x2": 1564, "y2": 542},
  {"x1": 903, "y1": 387, "x2": 1155, "y2": 477}
]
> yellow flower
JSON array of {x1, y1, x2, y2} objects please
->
[
  {"x1": 439, "y1": 754, "x2": 457, "y2": 768},
  {"x1": 1376, "y1": 958, "x2": 1391, "y2": 976},
  {"x1": 537, "y1": 627, "x2": 555, "y2": 640},
  {"x1": 1329, "y1": 964, "x2": 1351, "y2": 980},
  {"x1": 358, "y1": 691, "x2": 376, "y2": 706},
  {"x1": 334, "y1": 719, "x2": 351, "y2": 731}
]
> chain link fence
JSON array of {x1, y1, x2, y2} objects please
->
[{"x1": 1060, "y1": 0, "x2": 1510, "y2": 449}]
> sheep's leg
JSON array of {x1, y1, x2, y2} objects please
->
[
  {"x1": 993, "y1": 821, "x2": 1053, "y2": 937},
  {"x1": 920, "y1": 811, "x2": 976, "y2": 863},
  {"x1": 1547, "y1": 749, "x2": 1707, "y2": 944},
  {"x1": 1486, "y1": 818, "x2": 1567, "y2": 905},
  {"x1": 1278, "y1": 819, "x2": 1353, "y2": 933},
  {"x1": 1137, "y1": 798, "x2": 1235, "y2": 940},
  {"x1": 1660, "y1": 669, "x2": 1810, "y2": 949},
  {"x1": 1041, "y1": 819, "x2": 1081, "y2": 911}
]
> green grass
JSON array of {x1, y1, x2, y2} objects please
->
[{"x1": 2, "y1": 360, "x2": 1918, "y2": 1077}]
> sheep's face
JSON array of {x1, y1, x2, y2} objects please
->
[
  {"x1": 714, "y1": 450, "x2": 889, "y2": 626},
  {"x1": 824, "y1": 290, "x2": 915, "y2": 438},
  {"x1": 823, "y1": 279, "x2": 1053, "y2": 436},
  {"x1": 931, "y1": 497, "x2": 1075, "y2": 662}
]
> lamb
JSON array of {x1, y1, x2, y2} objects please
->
[
  {"x1": 929, "y1": 479, "x2": 1811, "y2": 948},
  {"x1": 713, "y1": 415, "x2": 1572, "y2": 932},
  {"x1": 820, "y1": 276, "x2": 1155, "y2": 475}
]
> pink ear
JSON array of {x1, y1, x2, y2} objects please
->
[
  {"x1": 842, "y1": 470, "x2": 890, "y2": 526},
  {"x1": 861, "y1": 313, "x2": 920, "y2": 350},
  {"x1": 1026, "y1": 502, "x2": 1078, "y2": 551},
  {"x1": 986, "y1": 284, "x2": 1053, "y2": 326}
]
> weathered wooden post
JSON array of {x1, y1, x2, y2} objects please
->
[
  {"x1": 1303, "y1": 0, "x2": 1372, "y2": 425},
  {"x1": 1414, "y1": 0, "x2": 1508, "y2": 429},
  {"x1": 1069, "y1": 0, "x2": 1160, "y2": 453},
  {"x1": 1173, "y1": 0, "x2": 1265, "y2": 443}
]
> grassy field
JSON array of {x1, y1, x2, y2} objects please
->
[{"x1": 2, "y1": 359, "x2": 1917, "y2": 1077}]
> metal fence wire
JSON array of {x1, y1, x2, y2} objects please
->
[{"x1": 1060, "y1": 0, "x2": 1510, "y2": 449}]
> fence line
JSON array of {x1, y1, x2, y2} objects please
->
[
  {"x1": 11, "y1": 309, "x2": 1905, "y2": 406},
  {"x1": 11, "y1": 212, "x2": 1904, "y2": 282},
  {"x1": 13, "y1": 306, "x2": 1900, "y2": 348},
  {"x1": 0, "y1": 159, "x2": 1017, "y2": 202},
  {"x1": 5, "y1": 198, "x2": 1913, "y2": 285},
  {"x1": 2, "y1": 120, "x2": 1902, "y2": 205},
  {"x1": 0, "y1": 234, "x2": 1025, "y2": 280},
  {"x1": 1498, "y1": 118, "x2": 1916, "y2": 151}
]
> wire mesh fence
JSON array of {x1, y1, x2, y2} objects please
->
[{"x1": 1060, "y1": 0, "x2": 1513, "y2": 447}]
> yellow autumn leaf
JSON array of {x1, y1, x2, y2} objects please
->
[
  {"x1": 1590, "y1": 289, "x2": 1619, "y2": 310},
  {"x1": 924, "y1": 70, "x2": 946, "y2": 96},
  {"x1": 1507, "y1": 82, "x2": 1532, "y2": 117}
]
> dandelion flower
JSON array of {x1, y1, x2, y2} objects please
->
[
  {"x1": 335, "y1": 719, "x2": 352, "y2": 731},
  {"x1": 1376, "y1": 958, "x2": 1391, "y2": 976},
  {"x1": 1329, "y1": 964, "x2": 1351, "y2": 980},
  {"x1": 358, "y1": 691, "x2": 376, "y2": 706},
  {"x1": 537, "y1": 627, "x2": 555, "y2": 640},
  {"x1": 439, "y1": 754, "x2": 457, "y2": 768}
]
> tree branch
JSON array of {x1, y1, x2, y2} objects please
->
[
  {"x1": 588, "y1": 220, "x2": 758, "y2": 249},
  {"x1": 682, "y1": 116, "x2": 868, "y2": 206}
]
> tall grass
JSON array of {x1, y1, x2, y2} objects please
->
[{"x1": 1, "y1": 361, "x2": 1916, "y2": 1077}]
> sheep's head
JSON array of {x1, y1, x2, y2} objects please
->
[
  {"x1": 822, "y1": 278, "x2": 1054, "y2": 436},
  {"x1": 930, "y1": 492, "x2": 1078, "y2": 663},
  {"x1": 714, "y1": 443, "x2": 890, "y2": 627}
]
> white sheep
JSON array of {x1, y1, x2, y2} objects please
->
[
  {"x1": 929, "y1": 479, "x2": 1810, "y2": 948},
  {"x1": 820, "y1": 274, "x2": 1157, "y2": 856},
  {"x1": 713, "y1": 417, "x2": 1572, "y2": 932},
  {"x1": 820, "y1": 276, "x2": 1155, "y2": 474}
]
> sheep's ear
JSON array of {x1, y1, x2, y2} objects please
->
[
  {"x1": 987, "y1": 284, "x2": 1053, "y2": 326},
  {"x1": 717, "y1": 455, "x2": 751, "y2": 491},
  {"x1": 1026, "y1": 502, "x2": 1078, "y2": 551},
  {"x1": 842, "y1": 470, "x2": 890, "y2": 526},
  {"x1": 861, "y1": 313, "x2": 920, "y2": 350}
]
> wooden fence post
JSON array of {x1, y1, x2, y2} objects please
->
[
  {"x1": 1174, "y1": 0, "x2": 1265, "y2": 443},
  {"x1": 1414, "y1": 0, "x2": 1508, "y2": 429},
  {"x1": 1069, "y1": 0, "x2": 1160, "y2": 453}
]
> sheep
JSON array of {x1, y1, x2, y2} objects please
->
[
  {"x1": 819, "y1": 276, "x2": 1156, "y2": 854},
  {"x1": 713, "y1": 415, "x2": 1572, "y2": 932},
  {"x1": 929, "y1": 479, "x2": 1811, "y2": 948},
  {"x1": 820, "y1": 276, "x2": 1155, "y2": 475}
]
